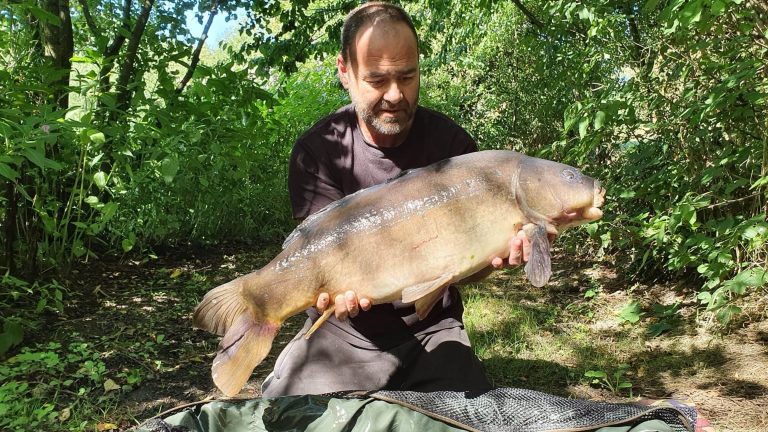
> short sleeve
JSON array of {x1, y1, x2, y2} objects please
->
[{"x1": 287, "y1": 140, "x2": 344, "y2": 220}]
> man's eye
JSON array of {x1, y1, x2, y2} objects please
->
[
  {"x1": 367, "y1": 80, "x2": 384, "y2": 87},
  {"x1": 401, "y1": 76, "x2": 414, "y2": 82}
]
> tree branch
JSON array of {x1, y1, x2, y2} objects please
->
[
  {"x1": 105, "y1": 0, "x2": 133, "y2": 57},
  {"x1": 176, "y1": 0, "x2": 220, "y2": 94},
  {"x1": 96, "y1": 0, "x2": 132, "y2": 122},
  {"x1": 76, "y1": 0, "x2": 101, "y2": 40},
  {"x1": 114, "y1": 0, "x2": 155, "y2": 115},
  {"x1": 510, "y1": 0, "x2": 544, "y2": 29}
]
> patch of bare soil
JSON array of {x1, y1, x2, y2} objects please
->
[{"x1": 44, "y1": 244, "x2": 767, "y2": 431}]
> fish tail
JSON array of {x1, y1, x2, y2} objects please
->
[
  {"x1": 193, "y1": 273, "x2": 280, "y2": 396},
  {"x1": 193, "y1": 277, "x2": 249, "y2": 336},
  {"x1": 212, "y1": 314, "x2": 279, "y2": 396}
]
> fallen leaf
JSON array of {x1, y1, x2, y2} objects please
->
[
  {"x1": 103, "y1": 378, "x2": 120, "y2": 392},
  {"x1": 59, "y1": 407, "x2": 71, "y2": 421},
  {"x1": 170, "y1": 268, "x2": 183, "y2": 279},
  {"x1": 97, "y1": 423, "x2": 118, "y2": 431}
]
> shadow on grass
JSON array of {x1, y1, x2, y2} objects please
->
[{"x1": 465, "y1": 258, "x2": 767, "y2": 402}]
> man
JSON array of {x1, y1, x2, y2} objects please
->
[{"x1": 261, "y1": 2, "x2": 530, "y2": 397}]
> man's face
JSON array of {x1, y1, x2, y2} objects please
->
[{"x1": 338, "y1": 21, "x2": 420, "y2": 138}]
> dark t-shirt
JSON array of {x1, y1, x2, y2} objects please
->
[{"x1": 287, "y1": 104, "x2": 478, "y2": 348}]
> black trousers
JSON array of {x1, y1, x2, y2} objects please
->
[{"x1": 261, "y1": 317, "x2": 492, "y2": 397}]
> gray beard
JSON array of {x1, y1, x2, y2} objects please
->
[{"x1": 356, "y1": 104, "x2": 406, "y2": 135}]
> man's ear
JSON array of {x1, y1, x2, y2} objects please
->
[{"x1": 337, "y1": 54, "x2": 350, "y2": 89}]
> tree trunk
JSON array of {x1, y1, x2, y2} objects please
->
[
  {"x1": 3, "y1": 181, "x2": 17, "y2": 275},
  {"x1": 38, "y1": 0, "x2": 73, "y2": 110},
  {"x1": 113, "y1": 0, "x2": 156, "y2": 117}
]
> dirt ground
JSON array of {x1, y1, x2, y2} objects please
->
[{"x1": 43, "y1": 243, "x2": 767, "y2": 431}]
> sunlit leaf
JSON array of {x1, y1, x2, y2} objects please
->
[
  {"x1": 89, "y1": 131, "x2": 106, "y2": 145},
  {"x1": 594, "y1": 110, "x2": 606, "y2": 130},
  {"x1": 160, "y1": 157, "x2": 180, "y2": 184},
  {"x1": 93, "y1": 172, "x2": 108, "y2": 190},
  {"x1": 103, "y1": 378, "x2": 120, "y2": 392},
  {"x1": 578, "y1": 118, "x2": 589, "y2": 138},
  {"x1": 723, "y1": 268, "x2": 767, "y2": 295},
  {"x1": 619, "y1": 302, "x2": 643, "y2": 324}
]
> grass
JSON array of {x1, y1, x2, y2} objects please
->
[{"x1": 462, "y1": 264, "x2": 667, "y2": 398}]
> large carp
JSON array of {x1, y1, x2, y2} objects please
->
[{"x1": 193, "y1": 150, "x2": 605, "y2": 396}]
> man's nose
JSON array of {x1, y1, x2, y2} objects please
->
[{"x1": 383, "y1": 82, "x2": 403, "y2": 105}]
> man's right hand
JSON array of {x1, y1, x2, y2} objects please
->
[{"x1": 316, "y1": 291, "x2": 372, "y2": 321}]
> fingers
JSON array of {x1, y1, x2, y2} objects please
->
[
  {"x1": 316, "y1": 292, "x2": 330, "y2": 312},
  {"x1": 359, "y1": 297, "x2": 372, "y2": 311},
  {"x1": 520, "y1": 231, "x2": 531, "y2": 263},
  {"x1": 508, "y1": 234, "x2": 523, "y2": 266},
  {"x1": 334, "y1": 291, "x2": 372, "y2": 321}
]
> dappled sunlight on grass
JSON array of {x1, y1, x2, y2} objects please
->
[{"x1": 461, "y1": 256, "x2": 768, "y2": 423}]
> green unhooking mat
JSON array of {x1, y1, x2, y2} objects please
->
[{"x1": 135, "y1": 388, "x2": 702, "y2": 432}]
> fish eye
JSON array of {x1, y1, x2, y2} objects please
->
[{"x1": 561, "y1": 169, "x2": 578, "y2": 181}]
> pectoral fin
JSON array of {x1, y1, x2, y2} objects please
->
[
  {"x1": 304, "y1": 308, "x2": 334, "y2": 340},
  {"x1": 402, "y1": 273, "x2": 453, "y2": 320},
  {"x1": 524, "y1": 224, "x2": 552, "y2": 287},
  {"x1": 413, "y1": 287, "x2": 447, "y2": 320}
]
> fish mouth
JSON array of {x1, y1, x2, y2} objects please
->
[
  {"x1": 557, "y1": 183, "x2": 605, "y2": 225},
  {"x1": 583, "y1": 182, "x2": 605, "y2": 221}
]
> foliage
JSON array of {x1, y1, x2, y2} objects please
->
[
  {"x1": 0, "y1": 0, "x2": 765, "y2": 394},
  {"x1": 0, "y1": 341, "x2": 113, "y2": 431},
  {"x1": 585, "y1": 364, "x2": 634, "y2": 396},
  {"x1": 420, "y1": 0, "x2": 767, "y2": 324}
]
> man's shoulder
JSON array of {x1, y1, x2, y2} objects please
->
[
  {"x1": 414, "y1": 105, "x2": 464, "y2": 129},
  {"x1": 296, "y1": 104, "x2": 356, "y2": 146}
]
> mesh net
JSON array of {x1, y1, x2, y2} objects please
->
[{"x1": 370, "y1": 388, "x2": 696, "y2": 432}]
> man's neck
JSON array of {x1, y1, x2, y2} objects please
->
[{"x1": 356, "y1": 113, "x2": 410, "y2": 149}]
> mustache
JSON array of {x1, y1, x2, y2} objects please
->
[{"x1": 377, "y1": 100, "x2": 410, "y2": 111}]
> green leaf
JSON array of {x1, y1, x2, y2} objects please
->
[
  {"x1": 72, "y1": 240, "x2": 87, "y2": 258},
  {"x1": 89, "y1": 131, "x2": 106, "y2": 145},
  {"x1": 619, "y1": 301, "x2": 643, "y2": 324},
  {"x1": 584, "y1": 370, "x2": 607, "y2": 379},
  {"x1": 84, "y1": 196, "x2": 99, "y2": 205},
  {"x1": 642, "y1": 0, "x2": 662, "y2": 13},
  {"x1": 578, "y1": 118, "x2": 589, "y2": 138},
  {"x1": 716, "y1": 304, "x2": 741, "y2": 324},
  {"x1": 0, "y1": 320, "x2": 24, "y2": 356},
  {"x1": 103, "y1": 378, "x2": 120, "y2": 392},
  {"x1": 93, "y1": 172, "x2": 108, "y2": 190},
  {"x1": 160, "y1": 157, "x2": 179, "y2": 184},
  {"x1": 680, "y1": 0, "x2": 703, "y2": 27},
  {"x1": 0, "y1": 162, "x2": 20, "y2": 181},
  {"x1": 710, "y1": 0, "x2": 726, "y2": 15},
  {"x1": 647, "y1": 321, "x2": 672, "y2": 337},
  {"x1": 121, "y1": 235, "x2": 135, "y2": 253},
  {"x1": 594, "y1": 111, "x2": 606, "y2": 130},
  {"x1": 743, "y1": 223, "x2": 767, "y2": 239},
  {"x1": 22, "y1": 148, "x2": 63, "y2": 170},
  {"x1": 750, "y1": 175, "x2": 768, "y2": 190},
  {"x1": 723, "y1": 268, "x2": 767, "y2": 295},
  {"x1": 28, "y1": 5, "x2": 61, "y2": 25},
  {"x1": 564, "y1": 115, "x2": 577, "y2": 133}
]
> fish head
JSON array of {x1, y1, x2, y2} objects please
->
[{"x1": 516, "y1": 156, "x2": 605, "y2": 231}]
